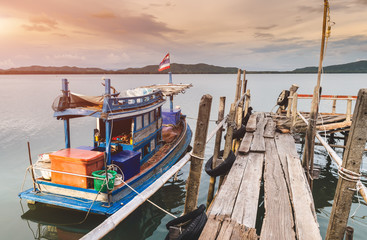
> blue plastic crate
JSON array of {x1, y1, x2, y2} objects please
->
[
  {"x1": 162, "y1": 109, "x2": 181, "y2": 125},
  {"x1": 111, "y1": 150, "x2": 141, "y2": 181}
]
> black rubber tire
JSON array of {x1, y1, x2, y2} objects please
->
[
  {"x1": 166, "y1": 204, "x2": 205, "y2": 229},
  {"x1": 232, "y1": 126, "x2": 246, "y2": 140},
  {"x1": 165, "y1": 204, "x2": 207, "y2": 240},
  {"x1": 177, "y1": 211, "x2": 207, "y2": 240},
  {"x1": 276, "y1": 90, "x2": 290, "y2": 106},
  {"x1": 204, "y1": 150, "x2": 236, "y2": 177}
]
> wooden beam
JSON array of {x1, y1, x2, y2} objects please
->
[
  {"x1": 246, "y1": 114, "x2": 257, "y2": 132},
  {"x1": 260, "y1": 138, "x2": 295, "y2": 240},
  {"x1": 287, "y1": 155, "x2": 322, "y2": 239},
  {"x1": 231, "y1": 152, "x2": 264, "y2": 228},
  {"x1": 326, "y1": 89, "x2": 367, "y2": 239},
  {"x1": 238, "y1": 132, "x2": 254, "y2": 154},
  {"x1": 250, "y1": 113, "x2": 266, "y2": 152}
]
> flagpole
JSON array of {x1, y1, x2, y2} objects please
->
[{"x1": 169, "y1": 71, "x2": 173, "y2": 112}]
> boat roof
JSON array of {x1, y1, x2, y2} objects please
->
[
  {"x1": 140, "y1": 83, "x2": 192, "y2": 97},
  {"x1": 53, "y1": 88, "x2": 166, "y2": 120}
]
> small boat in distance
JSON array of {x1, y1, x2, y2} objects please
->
[{"x1": 19, "y1": 78, "x2": 192, "y2": 216}]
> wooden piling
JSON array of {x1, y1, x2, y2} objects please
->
[
  {"x1": 235, "y1": 69, "x2": 242, "y2": 103},
  {"x1": 219, "y1": 103, "x2": 236, "y2": 187},
  {"x1": 244, "y1": 89, "x2": 251, "y2": 117},
  {"x1": 286, "y1": 84, "x2": 299, "y2": 118},
  {"x1": 206, "y1": 96, "x2": 226, "y2": 207},
  {"x1": 291, "y1": 93, "x2": 298, "y2": 132},
  {"x1": 184, "y1": 94, "x2": 212, "y2": 214},
  {"x1": 325, "y1": 89, "x2": 367, "y2": 240},
  {"x1": 346, "y1": 97, "x2": 352, "y2": 121},
  {"x1": 302, "y1": 0, "x2": 329, "y2": 188},
  {"x1": 332, "y1": 99, "x2": 337, "y2": 114}
]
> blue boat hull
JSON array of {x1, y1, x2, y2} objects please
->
[{"x1": 19, "y1": 122, "x2": 192, "y2": 216}]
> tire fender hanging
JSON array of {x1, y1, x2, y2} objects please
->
[{"x1": 205, "y1": 150, "x2": 236, "y2": 177}]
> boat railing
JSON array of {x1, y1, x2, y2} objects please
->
[{"x1": 108, "y1": 90, "x2": 163, "y2": 111}]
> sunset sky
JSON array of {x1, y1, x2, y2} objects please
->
[{"x1": 0, "y1": 0, "x2": 366, "y2": 71}]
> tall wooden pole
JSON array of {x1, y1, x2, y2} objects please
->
[
  {"x1": 325, "y1": 89, "x2": 367, "y2": 240},
  {"x1": 206, "y1": 96, "x2": 226, "y2": 207},
  {"x1": 302, "y1": 0, "x2": 329, "y2": 187},
  {"x1": 218, "y1": 103, "x2": 236, "y2": 187},
  {"x1": 184, "y1": 94, "x2": 212, "y2": 214}
]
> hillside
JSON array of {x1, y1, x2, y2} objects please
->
[
  {"x1": 0, "y1": 60, "x2": 366, "y2": 74},
  {"x1": 292, "y1": 60, "x2": 367, "y2": 73}
]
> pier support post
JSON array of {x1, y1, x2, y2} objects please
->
[
  {"x1": 325, "y1": 89, "x2": 367, "y2": 240},
  {"x1": 291, "y1": 93, "x2": 298, "y2": 132},
  {"x1": 286, "y1": 84, "x2": 299, "y2": 118},
  {"x1": 219, "y1": 103, "x2": 236, "y2": 187},
  {"x1": 184, "y1": 94, "x2": 212, "y2": 214},
  {"x1": 206, "y1": 96, "x2": 226, "y2": 207}
]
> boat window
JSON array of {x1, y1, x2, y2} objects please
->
[
  {"x1": 144, "y1": 113, "x2": 149, "y2": 126},
  {"x1": 98, "y1": 118, "x2": 133, "y2": 144},
  {"x1": 135, "y1": 116, "x2": 142, "y2": 130},
  {"x1": 150, "y1": 110, "x2": 155, "y2": 122},
  {"x1": 150, "y1": 139, "x2": 155, "y2": 150},
  {"x1": 143, "y1": 144, "x2": 149, "y2": 156}
]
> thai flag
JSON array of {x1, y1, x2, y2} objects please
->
[{"x1": 158, "y1": 53, "x2": 170, "y2": 71}]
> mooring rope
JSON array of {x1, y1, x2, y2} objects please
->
[{"x1": 108, "y1": 164, "x2": 178, "y2": 219}]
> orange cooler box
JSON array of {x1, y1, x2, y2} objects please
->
[{"x1": 50, "y1": 148, "x2": 104, "y2": 188}]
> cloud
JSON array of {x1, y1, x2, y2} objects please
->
[
  {"x1": 255, "y1": 25, "x2": 277, "y2": 30},
  {"x1": 0, "y1": 59, "x2": 16, "y2": 69},
  {"x1": 92, "y1": 11, "x2": 117, "y2": 19},
  {"x1": 22, "y1": 14, "x2": 58, "y2": 32},
  {"x1": 254, "y1": 32, "x2": 274, "y2": 39},
  {"x1": 51, "y1": 54, "x2": 86, "y2": 60}
]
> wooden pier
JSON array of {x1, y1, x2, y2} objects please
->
[{"x1": 199, "y1": 112, "x2": 321, "y2": 239}]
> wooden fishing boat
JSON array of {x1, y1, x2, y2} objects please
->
[{"x1": 19, "y1": 78, "x2": 192, "y2": 216}]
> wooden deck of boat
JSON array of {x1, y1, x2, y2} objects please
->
[{"x1": 199, "y1": 112, "x2": 321, "y2": 240}]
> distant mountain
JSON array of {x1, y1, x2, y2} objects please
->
[
  {"x1": 0, "y1": 65, "x2": 108, "y2": 74},
  {"x1": 0, "y1": 60, "x2": 366, "y2": 74},
  {"x1": 0, "y1": 63, "x2": 237, "y2": 74},
  {"x1": 292, "y1": 60, "x2": 367, "y2": 73},
  {"x1": 119, "y1": 63, "x2": 238, "y2": 74}
]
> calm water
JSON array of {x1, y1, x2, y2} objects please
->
[{"x1": 0, "y1": 74, "x2": 366, "y2": 239}]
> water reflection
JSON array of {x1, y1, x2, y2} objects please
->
[{"x1": 20, "y1": 173, "x2": 186, "y2": 240}]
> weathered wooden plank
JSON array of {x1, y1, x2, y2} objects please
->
[
  {"x1": 316, "y1": 120, "x2": 351, "y2": 131},
  {"x1": 209, "y1": 155, "x2": 249, "y2": 219},
  {"x1": 274, "y1": 132, "x2": 299, "y2": 188},
  {"x1": 231, "y1": 152, "x2": 264, "y2": 228},
  {"x1": 246, "y1": 114, "x2": 257, "y2": 132},
  {"x1": 260, "y1": 138, "x2": 295, "y2": 240},
  {"x1": 199, "y1": 218, "x2": 258, "y2": 240},
  {"x1": 238, "y1": 132, "x2": 253, "y2": 154},
  {"x1": 263, "y1": 118, "x2": 276, "y2": 138},
  {"x1": 250, "y1": 114, "x2": 266, "y2": 152},
  {"x1": 199, "y1": 216, "x2": 222, "y2": 240},
  {"x1": 231, "y1": 222, "x2": 258, "y2": 240},
  {"x1": 216, "y1": 219, "x2": 235, "y2": 240},
  {"x1": 286, "y1": 154, "x2": 321, "y2": 240}
]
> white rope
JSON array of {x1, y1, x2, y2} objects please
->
[
  {"x1": 109, "y1": 164, "x2": 177, "y2": 219},
  {"x1": 189, "y1": 152, "x2": 205, "y2": 160}
]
